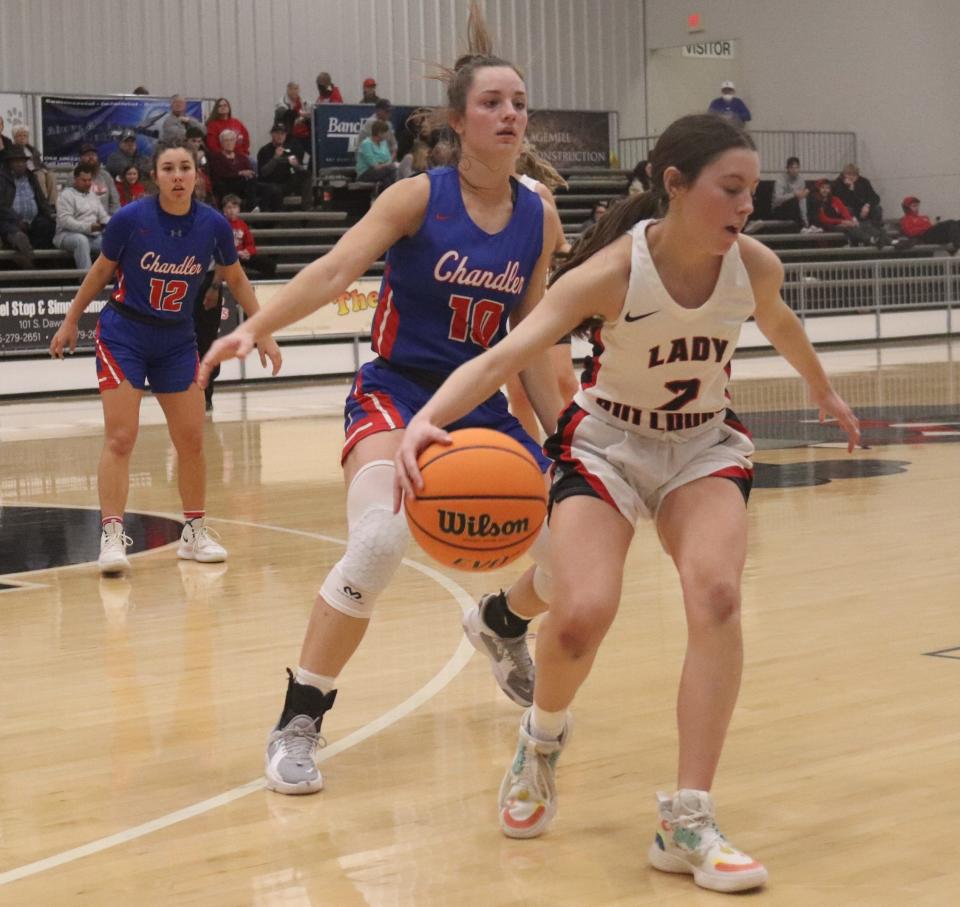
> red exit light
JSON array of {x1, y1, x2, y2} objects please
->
[{"x1": 688, "y1": 12, "x2": 703, "y2": 32}]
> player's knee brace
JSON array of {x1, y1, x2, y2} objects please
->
[
  {"x1": 528, "y1": 521, "x2": 554, "y2": 604},
  {"x1": 319, "y1": 460, "x2": 410, "y2": 619}
]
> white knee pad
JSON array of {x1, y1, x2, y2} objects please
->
[
  {"x1": 528, "y1": 521, "x2": 554, "y2": 604},
  {"x1": 319, "y1": 460, "x2": 410, "y2": 618}
]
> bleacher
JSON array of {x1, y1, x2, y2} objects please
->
[{"x1": 1, "y1": 172, "x2": 953, "y2": 290}]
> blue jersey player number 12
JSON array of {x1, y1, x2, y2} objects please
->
[{"x1": 49, "y1": 142, "x2": 283, "y2": 575}]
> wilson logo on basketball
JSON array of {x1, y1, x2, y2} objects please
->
[{"x1": 437, "y1": 510, "x2": 530, "y2": 538}]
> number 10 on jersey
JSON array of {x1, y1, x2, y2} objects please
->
[{"x1": 448, "y1": 294, "x2": 505, "y2": 348}]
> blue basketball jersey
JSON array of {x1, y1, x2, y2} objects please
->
[
  {"x1": 370, "y1": 167, "x2": 544, "y2": 374},
  {"x1": 100, "y1": 197, "x2": 237, "y2": 324}
]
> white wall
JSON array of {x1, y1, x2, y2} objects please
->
[
  {"x1": 644, "y1": 0, "x2": 960, "y2": 219},
  {"x1": 0, "y1": 0, "x2": 646, "y2": 151}
]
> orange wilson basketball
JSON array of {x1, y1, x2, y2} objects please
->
[{"x1": 404, "y1": 427, "x2": 547, "y2": 572}]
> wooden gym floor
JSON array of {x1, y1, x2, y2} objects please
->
[{"x1": 0, "y1": 338, "x2": 958, "y2": 906}]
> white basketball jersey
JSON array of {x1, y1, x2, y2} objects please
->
[{"x1": 575, "y1": 219, "x2": 755, "y2": 437}]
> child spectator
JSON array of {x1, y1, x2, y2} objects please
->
[
  {"x1": 116, "y1": 164, "x2": 146, "y2": 206},
  {"x1": 222, "y1": 194, "x2": 276, "y2": 277},
  {"x1": 900, "y1": 197, "x2": 960, "y2": 253}
]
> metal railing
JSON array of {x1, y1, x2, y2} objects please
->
[
  {"x1": 782, "y1": 257, "x2": 959, "y2": 319},
  {"x1": 619, "y1": 130, "x2": 857, "y2": 176}
]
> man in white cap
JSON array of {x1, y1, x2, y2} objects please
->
[{"x1": 708, "y1": 80, "x2": 751, "y2": 126}]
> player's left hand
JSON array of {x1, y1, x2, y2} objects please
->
[
  {"x1": 813, "y1": 388, "x2": 860, "y2": 452},
  {"x1": 256, "y1": 336, "x2": 283, "y2": 375},
  {"x1": 393, "y1": 416, "x2": 451, "y2": 512}
]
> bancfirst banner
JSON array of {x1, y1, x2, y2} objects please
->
[
  {"x1": 311, "y1": 105, "x2": 418, "y2": 169},
  {"x1": 40, "y1": 95, "x2": 204, "y2": 166},
  {"x1": 527, "y1": 110, "x2": 612, "y2": 169}
]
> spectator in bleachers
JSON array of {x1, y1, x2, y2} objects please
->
[
  {"x1": 115, "y1": 164, "x2": 146, "y2": 206},
  {"x1": 359, "y1": 77, "x2": 380, "y2": 104},
  {"x1": 832, "y1": 164, "x2": 883, "y2": 228},
  {"x1": 131, "y1": 86, "x2": 149, "y2": 95},
  {"x1": 0, "y1": 116, "x2": 13, "y2": 160},
  {"x1": 78, "y1": 144, "x2": 120, "y2": 215},
  {"x1": 628, "y1": 160, "x2": 652, "y2": 194},
  {"x1": 205, "y1": 98, "x2": 251, "y2": 157},
  {"x1": 899, "y1": 197, "x2": 960, "y2": 253},
  {"x1": 0, "y1": 145, "x2": 55, "y2": 268},
  {"x1": 184, "y1": 126, "x2": 213, "y2": 200},
  {"x1": 314, "y1": 72, "x2": 343, "y2": 104},
  {"x1": 578, "y1": 199, "x2": 609, "y2": 235},
  {"x1": 256, "y1": 122, "x2": 314, "y2": 211},
  {"x1": 54, "y1": 162, "x2": 110, "y2": 269},
  {"x1": 356, "y1": 99, "x2": 397, "y2": 164},
  {"x1": 160, "y1": 94, "x2": 206, "y2": 144},
  {"x1": 708, "y1": 81, "x2": 751, "y2": 126},
  {"x1": 772, "y1": 156, "x2": 821, "y2": 233},
  {"x1": 397, "y1": 138, "x2": 429, "y2": 180},
  {"x1": 222, "y1": 194, "x2": 277, "y2": 277},
  {"x1": 209, "y1": 128, "x2": 262, "y2": 211},
  {"x1": 814, "y1": 178, "x2": 891, "y2": 247},
  {"x1": 11, "y1": 124, "x2": 58, "y2": 203},
  {"x1": 276, "y1": 81, "x2": 312, "y2": 147},
  {"x1": 105, "y1": 129, "x2": 150, "y2": 181},
  {"x1": 355, "y1": 120, "x2": 398, "y2": 192}
]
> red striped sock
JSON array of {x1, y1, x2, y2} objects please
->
[
  {"x1": 183, "y1": 510, "x2": 205, "y2": 523},
  {"x1": 101, "y1": 516, "x2": 123, "y2": 527}
]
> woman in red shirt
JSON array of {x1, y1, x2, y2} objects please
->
[
  {"x1": 205, "y1": 98, "x2": 251, "y2": 156},
  {"x1": 115, "y1": 164, "x2": 146, "y2": 206}
]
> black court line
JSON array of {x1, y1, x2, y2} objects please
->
[{"x1": 924, "y1": 646, "x2": 960, "y2": 660}]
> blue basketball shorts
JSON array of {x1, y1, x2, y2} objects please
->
[
  {"x1": 95, "y1": 306, "x2": 198, "y2": 395},
  {"x1": 342, "y1": 358, "x2": 551, "y2": 471}
]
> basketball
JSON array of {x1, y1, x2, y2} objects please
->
[{"x1": 404, "y1": 427, "x2": 547, "y2": 572}]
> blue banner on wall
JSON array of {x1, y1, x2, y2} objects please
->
[
  {"x1": 311, "y1": 104, "x2": 418, "y2": 169},
  {"x1": 40, "y1": 95, "x2": 204, "y2": 166}
]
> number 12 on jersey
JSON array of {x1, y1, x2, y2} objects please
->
[
  {"x1": 148, "y1": 278, "x2": 189, "y2": 313},
  {"x1": 448, "y1": 294, "x2": 505, "y2": 348}
]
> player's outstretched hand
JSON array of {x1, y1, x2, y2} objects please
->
[
  {"x1": 49, "y1": 320, "x2": 79, "y2": 358},
  {"x1": 198, "y1": 327, "x2": 255, "y2": 388},
  {"x1": 393, "y1": 416, "x2": 451, "y2": 513},
  {"x1": 814, "y1": 387, "x2": 861, "y2": 453},
  {"x1": 256, "y1": 336, "x2": 283, "y2": 375}
]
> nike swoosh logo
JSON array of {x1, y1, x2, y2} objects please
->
[
  {"x1": 435, "y1": 213, "x2": 451, "y2": 221},
  {"x1": 624, "y1": 311, "x2": 656, "y2": 322}
]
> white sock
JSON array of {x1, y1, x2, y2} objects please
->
[
  {"x1": 295, "y1": 666, "x2": 337, "y2": 695},
  {"x1": 531, "y1": 705, "x2": 566, "y2": 740}
]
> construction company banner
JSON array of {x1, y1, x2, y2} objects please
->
[
  {"x1": 262, "y1": 278, "x2": 382, "y2": 339},
  {"x1": 0, "y1": 287, "x2": 240, "y2": 356},
  {"x1": 527, "y1": 110, "x2": 612, "y2": 169},
  {"x1": 311, "y1": 104, "x2": 418, "y2": 169},
  {"x1": 39, "y1": 95, "x2": 204, "y2": 166}
]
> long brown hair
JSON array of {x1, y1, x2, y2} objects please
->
[
  {"x1": 557, "y1": 114, "x2": 756, "y2": 337},
  {"x1": 516, "y1": 141, "x2": 568, "y2": 191}
]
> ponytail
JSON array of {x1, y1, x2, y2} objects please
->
[
  {"x1": 557, "y1": 191, "x2": 663, "y2": 338},
  {"x1": 554, "y1": 113, "x2": 755, "y2": 338},
  {"x1": 516, "y1": 142, "x2": 568, "y2": 192}
]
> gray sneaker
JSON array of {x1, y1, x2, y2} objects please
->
[
  {"x1": 463, "y1": 593, "x2": 534, "y2": 706},
  {"x1": 264, "y1": 670, "x2": 337, "y2": 795}
]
